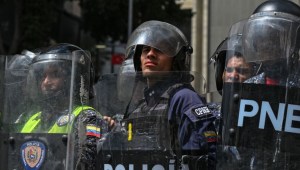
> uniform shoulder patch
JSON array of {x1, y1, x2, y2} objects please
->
[
  {"x1": 192, "y1": 106, "x2": 212, "y2": 118},
  {"x1": 204, "y1": 130, "x2": 217, "y2": 143},
  {"x1": 57, "y1": 114, "x2": 75, "y2": 127},
  {"x1": 86, "y1": 124, "x2": 101, "y2": 138}
]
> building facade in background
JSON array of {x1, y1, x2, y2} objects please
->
[{"x1": 177, "y1": 0, "x2": 300, "y2": 101}]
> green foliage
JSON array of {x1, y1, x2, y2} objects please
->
[
  {"x1": 0, "y1": 0, "x2": 61, "y2": 54},
  {"x1": 20, "y1": 0, "x2": 60, "y2": 51},
  {"x1": 0, "y1": 0, "x2": 191, "y2": 53},
  {"x1": 80, "y1": 0, "x2": 128, "y2": 43}
]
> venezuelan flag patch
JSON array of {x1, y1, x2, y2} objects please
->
[
  {"x1": 86, "y1": 124, "x2": 101, "y2": 138},
  {"x1": 204, "y1": 131, "x2": 217, "y2": 143}
]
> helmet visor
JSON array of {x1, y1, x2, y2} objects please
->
[
  {"x1": 27, "y1": 59, "x2": 71, "y2": 103},
  {"x1": 126, "y1": 21, "x2": 188, "y2": 58},
  {"x1": 243, "y1": 13, "x2": 300, "y2": 62}
]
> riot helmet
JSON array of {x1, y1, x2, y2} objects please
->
[
  {"x1": 253, "y1": 0, "x2": 300, "y2": 17},
  {"x1": 210, "y1": 20, "x2": 248, "y2": 92},
  {"x1": 125, "y1": 20, "x2": 193, "y2": 72},
  {"x1": 242, "y1": 0, "x2": 300, "y2": 81},
  {"x1": 117, "y1": 55, "x2": 136, "y2": 100},
  {"x1": 6, "y1": 53, "x2": 35, "y2": 84},
  {"x1": 27, "y1": 43, "x2": 94, "y2": 109},
  {"x1": 3, "y1": 51, "x2": 38, "y2": 124}
]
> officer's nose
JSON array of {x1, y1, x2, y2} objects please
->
[
  {"x1": 231, "y1": 69, "x2": 240, "y2": 78},
  {"x1": 42, "y1": 75, "x2": 52, "y2": 86},
  {"x1": 146, "y1": 48, "x2": 158, "y2": 59}
]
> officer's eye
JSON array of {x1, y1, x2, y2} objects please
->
[
  {"x1": 43, "y1": 70, "x2": 63, "y2": 79},
  {"x1": 142, "y1": 46, "x2": 151, "y2": 53},
  {"x1": 52, "y1": 71, "x2": 60, "y2": 78}
]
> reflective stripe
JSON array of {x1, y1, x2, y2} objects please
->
[{"x1": 21, "y1": 106, "x2": 94, "y2": 133}]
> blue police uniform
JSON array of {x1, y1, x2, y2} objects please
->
[
  {"x1": 122, "y1": 77, "x2": 217, "y2": 169},
  {"x1": 168, "y1": 84, "x2": 217, "y2": 155}
]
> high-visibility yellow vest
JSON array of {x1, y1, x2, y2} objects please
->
[{"x1": 21, "y1": 106, "x2": 94, "y2": 133}]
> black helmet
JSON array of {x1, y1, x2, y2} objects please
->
[
  {"x1": 253, "y1": 0, "x2": 300, "y2": 17},
  {"x1": 6, "y1": 53, "x2": 35, "y2": 83},
  {"x1": 4, "y1": 51, "x2": 38, "y2": 120},
  {"x1": 5, "y1": 49, "x2": 39, "y2": 91},
  {"x1": 241, "y1": 0, "x2": 300, "y2": 81},
  {"x1": 243, "y1": 0, "x2": 300, "y2": 62},
  {"x1": 27, "y1": 43, "x2": 94, "y2": 106},
  {"x1": 125, "y1": 20, "x2": 193, "y2": 72}
]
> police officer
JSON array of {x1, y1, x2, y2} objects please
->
[
  {"x1": 219, "y1": 0, "x2": 300, "y2": 169},
  {"x1": 121, "y1": 20, "x2": 217, "y2": 169},
  {"x1": 210, "y1": 20, "x2": 255, "y2": 93},
  {"x1": 19, "y1": 43, "x2": 105, "y2": 170},
  {"x1": 210, "y1": 21, "x2": 249, "y2": 169}
]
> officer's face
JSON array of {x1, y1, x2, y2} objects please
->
[
  {"x1": 40, "y1": 65, "x2": 65, "y2": 95},
  {"x1": 140, "y1": 46, "x2": 173, "y2": 78},
  {"x1": 223, "y1": 56, "x2": 251, "y2": 83}
]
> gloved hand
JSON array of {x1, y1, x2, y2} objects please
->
[{"x1": 182, "y1": 154, "x2": 216, "y2": 170}]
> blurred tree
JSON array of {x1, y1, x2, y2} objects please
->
[
  {"x1": 0, "y1": 0, "x2": 192, "y2": 53},
  {"x1": 0, "y1": 0, "x2": 62, "y2": 54},
  {"x1": 79, "y1": 0, "x2": 192, "y2": 43},
  {"x1": 20, "y1": 0, "x2": 60, "y2": 51}
]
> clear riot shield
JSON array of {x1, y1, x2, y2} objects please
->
[
  {"x1": 0, "y1": 50, "x2": 92, "y2": 170},
  {"x1": 95, "y1": 71, "x2": 206, "y2": 170},
  {"x1": 0, "y1": 55, "x2": 8, "y2": 169},
  {"x1": 219, "y1": 13, "x2": 300, "y2": 169}
]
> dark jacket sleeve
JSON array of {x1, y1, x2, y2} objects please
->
[{"x1": 168, "y1": 88, "x2": 217, "y2": 169}]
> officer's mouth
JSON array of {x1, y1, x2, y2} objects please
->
[{"x1": 144, "y1": 61, "x2": 157, "y2": 67}]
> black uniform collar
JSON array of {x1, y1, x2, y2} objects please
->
[{"x1": 144, "y1": 78, "x2": 176, "y2": 106}]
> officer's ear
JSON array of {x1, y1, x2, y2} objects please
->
[
  {"x1": 133, "y1": 46, "x2": 143, "y2": 72},
  {"x1": 214, "y1": 51, "x2": 226, "y2": 94},
  {"x1": 185, "y1": 45, "x2": 193, "y2": 55},
  {"x1": 172, "y1": 48, "x2": 185, "y2": 71}
]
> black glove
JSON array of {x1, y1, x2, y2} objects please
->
[{"x1": 182, "y1": 154, "x2": 216, "y2": 170}]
